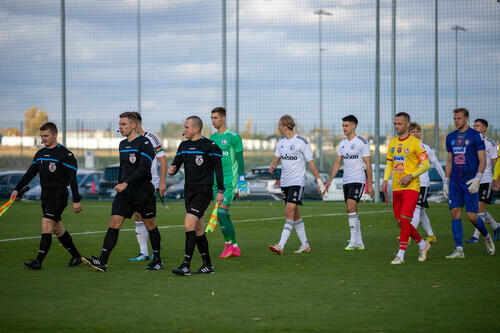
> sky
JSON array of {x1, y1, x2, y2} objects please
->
[{"x1": 0, "y1": 0, "x2": 499, "y2": 138}]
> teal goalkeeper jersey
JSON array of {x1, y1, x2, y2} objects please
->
[{"x1": 210, "y1": 129, "x2": 243, "y2": 186}]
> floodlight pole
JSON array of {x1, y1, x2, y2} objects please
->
[
  {"x1": 391, "y1": 0, "x2": 396, "y2": 136},
  {"x1": 374, "y1": 0, "x2": 380, "y2": 202},
  {"x1": 137, "y1": 0, "x2": 141, "y2": 114},
  {"x1": 452, "y1": 25, "x2": 466, "y2": 109},
  {"x1": 222, "y1": 0, "x2": 227, "y2": 109},
  {"x1": 315, "y1": 9, "x2": 331, "y2": 171},
  {"x1": 235, "y1": 0, "x2": 240, "y2": 131},
  {"x1": 61, "y1": 0, "x2": 66, "y2": 145},
  {"x1": 434, "y1": 0, "x2": 439, "y2": 157}
]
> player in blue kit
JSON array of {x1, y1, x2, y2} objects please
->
[{"x1": 443, "y1": 108, "x2": 495, "y2": 258}]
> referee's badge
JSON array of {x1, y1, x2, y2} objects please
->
[
  {"x1": 49, "y1": 162, "x2": 56, "y2": 173},
  {"x1": 196, "y1": 155, "x2": 204, "y2": 166},
  {"x1": 129, "y1": 153, "x2": 136, "y2": 164}
]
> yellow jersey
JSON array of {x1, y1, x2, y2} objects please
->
[{"x1": 387, "y1": 134, "x2": 428, "y2": 192}]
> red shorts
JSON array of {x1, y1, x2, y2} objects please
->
[{"x1": 392, "y1": 190, "x2": 419, "y2": 221}]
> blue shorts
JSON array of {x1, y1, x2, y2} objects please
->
[{"x1": 449, "y1": 181, "x2": 478, "y2": 213}]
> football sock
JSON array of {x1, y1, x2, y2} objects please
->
[
  {"x1": 472, "y1": 228, "x2": 481, "y2": 239},
  {"x1": 474, "y1": 216, "x2": 489, "y2": 238},
  {"x1": 278, "y1": 220, "x2": 294, "y2": 248},
  {"x1": 183, "y1": 231, "x2": 196, "y2": 266},
  {"x1": 354, "y1": 215, "x2": 364, "y2": 247},
  {"x1": 451, "y1": 219, "x2": 463, "y2": 247},
  {"x1": 294, "y1": 218, "x2": 309, "y2": 247},
  {"x1": 347, "y1": 213, "x2": 357, "y2": 245},
  {"x1": 196, "y1": 233, "x2": 212, "y2": 266},
  {"x1": 226, "y1": 211, "x2": 237, "y2": 244},
  {"x1": 397, "y1": 249, "x2": 405, "y2": 259},
  {"x1": 484, "y1": 211, "x2": 499, "y2": 229},
  {"x1": 408, "y1": 219, "x2": 423, "y2": 243},
  {"x1": 417, "y1": 239, "x2": 427, "y2": 250},
  {"x1": 398, "y1": 218, "x2": 411, "y2": 253},
  {"x1": 36, "y1": 233, "x2": 52, "y2": 263},
  {"x1": 99, "y1": 228, "x2": 119, "y2": 264},
  {"x1": 148, "y1": 227, "x2": 161, "y2": 260},
  {"x1": 420, "y1": 209, "x2": 434, "y2": 236},
  {"x1": 57, "y1": 231, "x2": 81, "y2": 258},
  {"x1": 217, "y1": 208, "x2": 232, "y2": 242},
  {"x1": 411, "y1": 206, "x2": 421, "y2": 229},
  {"x1": 135, "y1": 221, "x2": 149, "y2": 257}
]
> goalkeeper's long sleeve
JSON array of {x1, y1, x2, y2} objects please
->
[{"x1": 235, "y1": 151, "x2": 245, "y2": 177}]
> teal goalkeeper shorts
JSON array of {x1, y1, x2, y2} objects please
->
[{"x1": 213, "y1": 184, "x2": 236, "y2": 206}]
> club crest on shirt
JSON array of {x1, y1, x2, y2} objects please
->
[
  {"x1": 196, "y1": 155, "x2": 204, "y2": 166},
  {"x1": 49, "y1": 162, "x2": 56, "y2": 173},
  {"x1": 222, "y1": 139, "x2": 227, "y2": 145},
  {"x1": 404, "y1": 148, "x2": 410, "y2": 154},
  {"x1": 397, "y1": 147, "x2": 402, "y2": 153},
  {"x1": 290, "y1": 144, "x2": 295, "y2": 151},
  {"x1": 351, "y1": 144, "x2": 356, "y2": 150},
  {"x1": 129, "y1": 153, "x2": 136, "y2": 164},
  {"x1": 465, "y1": 139, "x2": 470, "y2": 146}
]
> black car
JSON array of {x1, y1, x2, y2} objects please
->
[{"x1": 0, "y1": 171, "x2": 40, "y2": 199}]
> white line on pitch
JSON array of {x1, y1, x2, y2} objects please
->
[{"x1": 0, "y1": 209, "x2": 392, "y2": 243}]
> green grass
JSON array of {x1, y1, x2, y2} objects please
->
[{"x1": 1, "y1": 201, "x2": 499, "y2": 332}]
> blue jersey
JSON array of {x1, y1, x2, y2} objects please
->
[{"x1": 446, "y1": 128, "x2": 485, "y2": 183}]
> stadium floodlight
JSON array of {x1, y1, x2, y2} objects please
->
[
  {"x1": 314, "y1": 9, "x2": 332, "y2": 171},
  {"x1": 451, "y1": 25, "x2": 467, "y2": 108}
]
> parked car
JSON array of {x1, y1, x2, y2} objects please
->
[
  {"x1": 165, "y1": 180, "x2": 185, "y2": 200},
  {"x1": 24, "y1": 170, "x2": 103, "y2": 201},
  {"x1": 98, "y1": 163, "x2": 184, "y2": 199},
  {"x1": 0, "y1": 171, "x2": 40, "y2": 199}
]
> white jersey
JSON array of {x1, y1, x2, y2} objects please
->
[
  {"x1": 275, "y1": 134, "x2": 313, "y2": 187},
  {"x1": 419, "y1": 143, "x2": 445, "y2": 187},
  {"x1": 337, "y1": 135, "x2": 371, "y2": 184},
  {"x1": 481, "y1": 135, "x2": 497, "y2": 184},
  {"x1": 144, "y1": 132, "x2": 165, "y2": 188}
]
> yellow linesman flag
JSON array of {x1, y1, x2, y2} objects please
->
[
  {"x1": 205, "y1": 202, "x2": 219, "y2": 232},
  {"x1": 0, "y1": 199, "x2": 14, "y2": 217}
]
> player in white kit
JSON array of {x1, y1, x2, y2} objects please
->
[
  {"x1": 408, "y1": 122, "x2": 445, "y2": 244},
  {"x1": 129, "y1": 112, "x2": 168, "y2": 261},
  {"x1": 268, "y1": 115, "x2": 325, "y2": 255},
  {"x1": 467, "y1": 119, "x2": 500, "y2": 243},
  {"x1": 323, "y1": 115, "x2": 375, "y2": 250}
]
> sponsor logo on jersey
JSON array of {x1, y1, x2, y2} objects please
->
[
  {"x1": 395, "y1": 162, "x2": 404, "y2": 173},
  {"x1": 457, "y1": 138, "x2": 463, "y2": 146},
  {"x1": 49, "y1": 162, "x2": 56, "y2": 173},
  {"x1": 343, "y1": 153, "x2": 359, "y2": 159},
  {"x1": 404, "y1": 148, "x2": 410, "y2": 154},
  {"x1": 453, "y1": 147, "x2": 466, "y2": 154},
  {"x1": 223, "y1": 151, "x2": 229, "y2": 156},
  {"x1": 281, "y1": 154, "x2": 298, "y2": 160},
  {"x1": 397, "y1": 147, "x2": 402, "y2": 153},
  {"x1": 129, "y1": 153, "x2": 136, "y2": 163},
  {"x1": 454, "y1": 154, "x2": 466, "y2": 165},
  {"x1": 393, "y1": 155, "x2": 405, "y2": 162},
  {"x1": 196, "y1": 155, "x2": 204, "y2": 166}
]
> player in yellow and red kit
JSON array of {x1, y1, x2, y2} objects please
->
[{"x1": 381, "y1": 112, "x2": 432, "y2": 264}]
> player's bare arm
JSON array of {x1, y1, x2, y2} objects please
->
[
  {"x1": 158, "y1": 155, "x2": 168, "y2": 195},
  {"x1": 307, "y1": 160, "x2": 325, "y2": 194},
  {"x1": 325, "y1": 155, "x2": 343, "y2": 194},
  {"x1": 363, "y1": 156, "x2": 375, "y2": 197},
  {"x1": 269, "y1": 156, "x2": 280, "y2": 174}
]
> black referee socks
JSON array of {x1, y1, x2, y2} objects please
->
[
  {"x1": 99, "y1": 228, "x2": 119, "y2": 264},
  {"x1": 196, "y1": 233, "x2": 212, "y2": 267},
  {"x1": 148, "y1": 227, "x2": 161, "y2": 260},
  {"x1": 57, "y1": 231, "x2": 81, "y2": 258},
  {"x1": 184, "y1": 231, "x2": 197, "y2": 265},
  {"x1": 36, "y1": 233, "x2": 52, "y2": 263}
]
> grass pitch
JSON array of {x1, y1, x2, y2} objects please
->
[{"x1": 0, "y1": 200, "x2": 499, "y2": 332}]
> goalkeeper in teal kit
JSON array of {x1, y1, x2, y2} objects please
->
[{"x1": 210, "y1": 107, "x2": 249, "y2": 258}]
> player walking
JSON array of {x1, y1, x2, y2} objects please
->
[
  {"x1": 12, "y1": 122, "x2": 83, "y2": 269},
  {"x1": 381, "y1": 112, "x2": 431, "y2": 264},
  {"x1": 323, "y1": 115, "x2": 375, "y2": 250},
  {"x1": 129, "y1": 112, "x2": 168, "y2": 262},
  {"x1": 464, "y1": 119, "x2": 500, "y2": 243},
  {"x1": 82, "y1": 112, "x2": 163, "y2": 271},
  {"x1": 269, "y1": 115, "x2": 324, "y2": 255},
  {"x1": 408, "y1": 122, "x2": 445, "y2": 243},
  {"x1": 210, "y1": 107, "x2": 248, "y2": 258},
  {"x1": 443, "y1": 108, "x2": 495, "y2": 259},
  {"x1": 169, "y1": 116, "x2": 224, "y2": 276}
]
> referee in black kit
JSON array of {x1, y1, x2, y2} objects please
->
[
  {"x1": 169, "y1": 116, "x2": 224, "y2": 276},
  {"x1": 12, "y1": 122, "x2": 83, "y2": 270},
  {"x1": 82, "y1": 112, "x2": 163, "y2": 272}
]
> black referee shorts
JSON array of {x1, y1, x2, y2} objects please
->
[
  {"x1": 41, "y1": 187, "x2": 68, "y2": 222},
  {"x1": 184, "y1": 184, "x2": 213, "y2": 218},
  {"x1": 112, "y1": 182, "x2": 156, "y2": 219}
]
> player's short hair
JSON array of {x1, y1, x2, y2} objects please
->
[
  {"x1": 39, "y1": 122, "x2": 58, "y2": 134},
  {"x1": 453, "y1": 108, "x2": 469, "y2": 118},
  {"x1": 186, "y1": 116, "x2": 203, "y2": 132},
  {"x1": 211, "y1": 107, "x2": 226, "y2": 117},
  {"x1": 474, "y1": 118, "x2": 488, "y2": 128},
  {"x1": 119, "y1": 111, "x2": 139, "y2": 124},
  {"x1": 342, "y1": 115, "x2": 358, "y2": 126},
  {"x1": 395, "y1": 112, "x2": 410, "y2": 122},
  {"x1": 279, "y1": 114, "x2": 295, "y2": 130},
  {"x1": 409, "y1": 122, "x2": 421, "y2": 132}
]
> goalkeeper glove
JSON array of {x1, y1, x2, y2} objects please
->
[
  {"x1": 443, "y1": 177, "x2": 449, "y2": 199},
  {"x1": 237, "y1": 175, "x2": 249, "y2": 196},
  {"x1": 316, "y1": 178, "x2": 326, "y2": 194},
  {"x1": 466, "y1": 173, "x2": 482, "y2": 194}
]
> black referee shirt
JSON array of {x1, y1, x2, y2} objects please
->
[
  {"x1": 118, "y1": 134, "x2": 155, "y2": 185},
  {"x1": 171, "y1": 137, "x2": 224, "y2": 191},
  {"x1": 15, "y1": 143, "x2": 81, "y2": 203}
]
